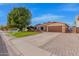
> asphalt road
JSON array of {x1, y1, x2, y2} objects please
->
[{"x1": 0, "y1": 35, "x2": 9, "y2": 56}]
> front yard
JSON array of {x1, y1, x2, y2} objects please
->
[{"x1": 9, "y1": 31, "x2": 40, "y2": 38}]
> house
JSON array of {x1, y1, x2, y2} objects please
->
[
  {"x1": 35, "y1": 22, "x2": 69, "y2": 33},
  {"x1": 73, "y1": 16, "x2": 79, "y2": 33}
]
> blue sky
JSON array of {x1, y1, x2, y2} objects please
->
[{"x1": 0, "y1": 3, "x2": 79, "y2": 26}]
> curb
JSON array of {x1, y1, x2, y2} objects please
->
[{"x1": 0, "y1": 31, "x2": 23, "y2": 56}]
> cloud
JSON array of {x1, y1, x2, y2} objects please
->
[
  {"x1": 61, "y1": 4, "x2": 79, "y2": 11},
  {"x1": 32, "y1": 14, "x2": 64, "y2": 21},
  {"x1": 31, "y1": 14, "x2": 64, "y2": 25}
]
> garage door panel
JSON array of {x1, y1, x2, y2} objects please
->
[{"x1": 48, "y1": 26, "x2": 62, "y2": 32}]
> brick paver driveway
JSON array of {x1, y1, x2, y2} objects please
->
[{"x1": 40, "y1": 33, "x2": 79, "y2": 56}]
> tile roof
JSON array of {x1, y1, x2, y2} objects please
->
[{"x1": 36, "y1": 22, "x2": 69, "y2": 27}]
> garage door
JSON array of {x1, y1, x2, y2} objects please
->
[{"x1": 48, "y1": 26, "x2": 62, "y2": 32}]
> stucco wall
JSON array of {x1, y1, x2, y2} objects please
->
[
  {"x1": 36, "y1": 23, "x2": 68, "y2": 32},
  {"x1": 76, "y1": 20, "x2": 79, "y2": 27}
]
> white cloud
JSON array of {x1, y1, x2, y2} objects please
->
[
  {"x1": 31, "y1": 14, "x2": 64, "y2": 25},
  {"x1": 32, "y1": 14, "x2": 64, "y2": 21}
]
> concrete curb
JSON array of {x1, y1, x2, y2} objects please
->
[{"x1": 0, "y1": 31, "x2": 23, "y2": 56}]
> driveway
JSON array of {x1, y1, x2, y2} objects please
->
[
  {"x1": 40, "y1": 33, "x2": 79, "y2": 56},
  {"x1": 9, "y1": 32, "x2": 79, "y2": 56},
  {"x1": 10, "y1": 32, "x2": 61, "y2": 56},
  {"x1": 14, "y1": 32, "x2": 61, "y2": 46}
]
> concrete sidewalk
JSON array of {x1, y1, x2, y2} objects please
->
[{"x1": 0, "y1": 31, "x2": 22, "y2": 56}]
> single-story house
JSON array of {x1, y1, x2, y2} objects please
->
[
  {"x1": 72, "y1": 16, "x2": 79, "y2": 33},
  {"x1": 35, "y1": 22, "x2": 69, "y2": 33}
]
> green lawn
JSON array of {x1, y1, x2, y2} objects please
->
[{"x1": 9, "y1": 31, "x2": 40, "y2": 38}]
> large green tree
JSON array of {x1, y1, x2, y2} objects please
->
[{"x1": 8, "y1": 7, "x2": 32, "y2": 31}]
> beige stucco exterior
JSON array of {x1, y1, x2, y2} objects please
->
[
  {"x1": 62, "y1": 26, "x2": 66, "y2": 33},
  {"x1": 36, "y1": 22, "x2": 68, "y2": 33},
  {"x1": 76, "y1": 16, "x2": 79, "y2": 27},
  {"x1": 47, "y1": 23, "x2": 67, "y2": 32},
  {"x1": 72, "y1": 16, "x2": 79, "y2": 33}
]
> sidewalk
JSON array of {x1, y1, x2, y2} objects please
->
[{"x1": 0, "y1": 31, "x2": 23, "y2": 56}]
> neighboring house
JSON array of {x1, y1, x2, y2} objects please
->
[
  {"x1": 76, "y1": 16, "x2": 79, "y2": 27},
  {"x1": 73, "y1": 16, "x2": 79, "y2": 33},
  {"x1": 76, "y1": 16, "x2": 79, "y2": 33},
  {"x1": 35, "y1": 22, "x2": 69, "y2": 33}
]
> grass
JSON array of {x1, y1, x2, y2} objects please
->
[{"x1": 9, "y1": 31, "x2": 40, "y2": 38}]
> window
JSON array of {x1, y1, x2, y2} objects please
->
[
  {"x1": 38, "y1": 26, "x2": 45, "y2": 31},
  {"x1": 40, "y1": 27, "x2": 44, "y2": 30}
]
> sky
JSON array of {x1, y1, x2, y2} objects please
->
[{"x1": 0, "y1": 3, "x2": 79, "y2": 26}]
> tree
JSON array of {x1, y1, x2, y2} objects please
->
[{"x1": 8, "y1": 7, "x2": 32, "y2": 31}]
